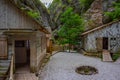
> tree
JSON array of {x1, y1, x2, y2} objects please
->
[{"x1": 57, "y1": 7, "x2": 84, "y2": 52}]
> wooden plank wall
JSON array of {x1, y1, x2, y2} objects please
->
[
  {"x1": 36, "y1": 31, "x2": 47, "y2": 71},
  {"x1": 0, "y1": 0, "x2": 40, "y2": 29},
  {"x1": 0, "y1": 37, "x2": 7, "y2": 59}
]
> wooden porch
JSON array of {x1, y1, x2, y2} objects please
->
[{"x1": 14, "y1": 65, "x2": 38, "y2": 80}]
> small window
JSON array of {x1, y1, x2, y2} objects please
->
[
  {"x1": 15, "y1": 40, "x2": 25, "y2": 47},
  {"x1": 111, "y1": 38, "x2": 116, "y2": 40},
  {"x1": 111, "y1": 38, "x2": 113, "y2": 40}
]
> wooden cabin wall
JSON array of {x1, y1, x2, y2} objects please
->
[
  {"x1": 36, "y1": 31, "x2": 47, "y2": 70},
  {"x1": 84, "y1": 22, "x2": 120, "y2": 53},
  {"x1": 7, "y1": 33, "x2": 37, "y2": 72},
  {"x1": 0, "y1": 36, "x2": 8, "y2": 59},
  {"x1": 0, "y1": 0, "x2": 40, "y2": 29},
  {"x1": 0, "y1": 0, "x2": 49, "y2": 73}
]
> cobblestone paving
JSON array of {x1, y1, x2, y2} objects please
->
[{"x1": 39, "y1": 52, "x2": 120, "y2": 80}]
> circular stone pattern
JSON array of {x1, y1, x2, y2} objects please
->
[{"x1": 75, "y1": 66, "x2": 98, "y2": 75}]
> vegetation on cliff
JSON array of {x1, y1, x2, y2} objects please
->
[
  {"x1": 49, "y1": 0, "x2": 94, "y2": 30},
  {"x1": 105, "y1": 1, "x2": 120, "y2": 21},
  {"x1": 49, "y1": 0, "x2": 96, "y2": 50},
  {"x1": 56, "y1": 7, "x2": 84, "y2": 48}
]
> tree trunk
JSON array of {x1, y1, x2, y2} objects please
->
[{"x1": 68, "y1": 39, "x2": 70, "y2": 53}]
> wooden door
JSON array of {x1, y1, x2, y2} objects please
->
[
  {"x1": 96, "y1": 37, "x2": 103, "y2": 51},
  {"x1": 0, "y1": 37, "x2": 7, "y2": 59},
  {"x1": 15, "y1": 40, "x2": 27, "y2": 64}
]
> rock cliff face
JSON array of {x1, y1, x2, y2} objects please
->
[
  {"x1": 49, "y1": 0, "x2": 120, "y2": 31},
  {"x1": 49, "y1": 0, "x2": 94, "y2": 30},
  {"x1": 85, "y1": 0, "x2": 120, "y2": 30},
  {"x1": 10, "y1": 0, "x2": 54, "y2": 32},
  {"x1": 102, "y1": 0, "x2": 118, "y2": 23},
  {"x1": 84, "y1": 0, "x2": 103, "y2": 30}
]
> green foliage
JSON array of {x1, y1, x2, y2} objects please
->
[
  {"x1": 80, "y1": 0, "x2": 94, "y2": 6},
  {"x1": 105, "y1": 2, "x2": 120, "y2": 21},
  {"x1": 20, "y1": 7, "x2": 40, "y2": 19},
  {"x1": 57, "y1": 7, "x2": 84, "y2": 46},
  {"x1": 80, "y1": 0, "x2": 94, "y2": 12},
  {"x1": 27, "y1": 10, "x2": 39, "y2": 18},
  {"x1": 112, "y1": 52, "x2": 120, "y2": 61}
]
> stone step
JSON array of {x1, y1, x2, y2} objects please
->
[
  {"x1": 0, "y1": 60, "x2": 11, "y2": 66},
  {"x1": 0, "y1": 71, "x2": 8, "y2": 80},
  {"x1": 0, "y1": 67, "x2": 9, "y2": 71},
  {"x1": 0, "y1": 60, "x2": 11, "y2": 80},
  {"x1": 0, "y1": 63, "x2": 10, "y2": 67},
  {"x1": 0, "y1": 70, "x2": 7, "y2": 75},
  {"x1": 0, "y1": 60, "x2": 11, "y2": 63},
  {"x1": 102, "y1": 50, "x2": 113, "y2": 62}
]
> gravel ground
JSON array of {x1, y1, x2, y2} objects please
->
[{"x1": 39, "y1": 52, "x2": 120, "y2": 80}]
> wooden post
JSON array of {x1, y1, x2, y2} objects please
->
[
  {"x1": 49, "y1": 39, "x2": 53, "y2": 55},
  {"x1": 30, "y1": 35, "x2": 37, "y2": 72},
  {"x1": 9, "y1": 54, "x2": 14, "y2": 80}
]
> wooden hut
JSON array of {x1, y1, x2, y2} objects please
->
[{"x1": 0, "y1": 0, "x2": 50, "y2": 73}]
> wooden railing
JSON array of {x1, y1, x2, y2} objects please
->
[{"x1": 9, "y1": 55, "x2": 14, "y2": 80}]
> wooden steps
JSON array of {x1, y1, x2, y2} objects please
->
[
  {"x1": 0, "y1": 60, "x2": 10, "y2": 80},
  {"x1": 102, "y1": 50, "x2": 113, "y2": 62}
]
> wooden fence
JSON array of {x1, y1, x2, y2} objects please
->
[{"x1": 52, "y1": 45, "x2": 69, "y2": 52}]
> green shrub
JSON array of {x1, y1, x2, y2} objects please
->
[
  {"x1": 27, "y1": 10, "x2": 39, "y2": 18},
  {"x1": 105, "y1": 2, "x2": 120, "y2": 21},
  {"x1": 80, "y1": 0, "x2": 94, "y2": 12},
  {"x1": 112, "y1": 52, "x2": 120, "y2": 61}
]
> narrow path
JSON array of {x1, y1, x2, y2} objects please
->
[
  {"x1": 14, "y1": 65, "x2": 38, "y2": 80},
  {"x1": 102, "y1": 50, "x2": 113, "y2": 61},
  {"x1": 39, "y1": 52, "x2": 120, "y2": 80}
]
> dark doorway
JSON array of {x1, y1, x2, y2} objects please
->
[
  {"x1": 103, "y1": 37, "x2": 108, "y2": 49},
  {"x1": 15, "y1": 40, "x2": 30, "y2": 68},
  {"x1": 26, "y1": 40, "x2": 30, "y2": 65}
]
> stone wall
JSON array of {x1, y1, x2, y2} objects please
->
[
  {"x1": 84, "y1": 0, "x2": 103, "y2": 30},
  {"x1": 84, "y1": 21, "x2": 120, "y2": 53}
]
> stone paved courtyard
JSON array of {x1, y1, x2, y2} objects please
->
[{"x1": 39, "y1": 52, "x2": 120, "y2": 80}]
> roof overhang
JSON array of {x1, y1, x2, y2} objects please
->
[{"x1": 81, "y1": 20, "x2": 120, "y2": 36}]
